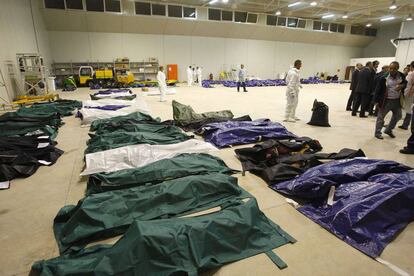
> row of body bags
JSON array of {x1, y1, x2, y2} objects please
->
[
  {"x1": 234, "y1": 136, "x2": 414, "y2": 259},
  {"x1": 0, "y1": 100, "x2": 81, "y2": 188},
  {"x1": 32, "y1": 111, "x2": 297, "y2": 275},
  {"x1": 172, "y1": 100, "x2": 296, "y2": 148}
]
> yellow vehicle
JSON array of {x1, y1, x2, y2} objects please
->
[
  {"x1": 78, "y1": 66, "x2": 134, "y2": 87},
  {"x1": 115, "y1": 69, "x2": 135, "y2": 85}
]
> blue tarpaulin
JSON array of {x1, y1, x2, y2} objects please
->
[
  {"x1": 298, "y1": 172, "x2": 414, "y2": 257},
  {"x1": 197, "y1": 119, "x2": 297, "y2": 148},
  {"x1": 271, "y1": 158, "x2": 411, "y2": 199}
]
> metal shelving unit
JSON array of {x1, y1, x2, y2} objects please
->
[{"x1": 52, "y1": 59, "x2": 159, "y2": 82}]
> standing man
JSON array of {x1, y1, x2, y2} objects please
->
[
  {"x1": 237, "y1": 64, "x2": 248, "y2": 92},
  {"x1": 399, "y1": 61, "x2": 414, "y2": 130},
  {"x1": 197, "y1": 67, "x2": 202, "y2": 87},
  {"x1": 374, "y1": 61, "x2": 407, "y2": 139},
  {"x1": 400, "y1": 62, "x2": 414, "y2": 154},
  {"x1": 367, "y1": 60, "x2": 379, "y2": 115},
  {"x1": 157, "y1": 66, "x2": 167, "y2": 102},
  {"x1": 187, "y1": 66, "x2": 193, "y2": 87},
  {"x1": 284, "y1": 60, "x2": 302, "y2": 122},
  {"x1": 352, "y1": 61, "x2": 374, "y2": 117},
  {"x1": 346, "y1": 63, "x2": 363, "y2": 111}
]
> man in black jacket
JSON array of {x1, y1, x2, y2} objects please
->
[
  {"x1": 352, "y1": 61, "x2": 374, "y2": 117},
  {"x1": 374, "y1": 61, "x2": 407, "y2": 139},
  {"x1": 346, "y1": 63, "x2": 363, "y2": 111}
]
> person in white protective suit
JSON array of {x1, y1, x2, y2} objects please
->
[
  {"x1": 284, "y1": 60, "x2": 303, "y2": 122},
  {"x1": 187, "y1": 66, "x2": 193, "y2": 86},
  {"x1": 197, "y1": 67, "x2": 202, "y2": 86},
  {"x1": 157, "y1": 66, "x2": 167, "y2": 102}
]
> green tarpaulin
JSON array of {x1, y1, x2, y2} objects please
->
[
  {"x1": 94, "y1": 123, "x2": 187, "y2": 136},
  {"x1": 85, "y1": 130, "x2": 191, "y2": 154},
  {"x1": 173, "y1": 100, "x2": 234, "y2": 127},
  {"x1": 54, "y1": 173, "x2": 245, "y2": 253},
  {"x1": 86, "y1": 153, "x2": 238, "y2": 194},
  {"x1": 90, "y1": 112, "x2": 160, "y2": 132},
  {"x1": 34, "y1": 198, "x2": 295, "y2": 275},
  {"x1": 17, "y1": 100, "x2": 82, "y2": 117}
]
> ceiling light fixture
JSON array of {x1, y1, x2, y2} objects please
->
[
  {"x1": 389, "y1": 1, "x2": 397, "y2": 10},
  {"x1": 275, "y1": 10, "x2": 281, "y2": 15},
  {"x1": 342, "y1": 15, "x2": 348, "y2": 19},
  {"x1": 407, "y1": 14, "x2": 413, "y2": 21},
  {"x1": 310, "y1": 1, "x2": 317, "y2": 6},
  {"x1": 322, "y1": 14, "x2": 334, "y2": 19},
  {"x1": 222, "y1": 0, "x2": 229, "y2": 3},
  {"x1": 208, "y1": 0, "x2": 218, "y2": 4},
  {"x1": 380, "y1": 16, "x2": 395, "y2": 21},
  {"x1": 366, "y1": 23, "x2": 372, "y2": 27},
  {"x1": 288, "y1": 2, "x2": 302, "y2": 8}
]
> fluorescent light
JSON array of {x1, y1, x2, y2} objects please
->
[
  {"x1": 366, "y1": 23, "x2": 372, "y2": 27},
  {"x1": 380, "y1": 16, "x2": 395, "y2": 21},
  {"x1": 389, "y1": 1, "x2": 397, "y2": 9},
  {"x1": 342, "y1": 15, "x2": 348, "y2": 19},
  {"x1": 310, "y1": 1, "x2": 317, "y2": 6},
  {"x1": 288, "y1": 2, "x2": 302, "y2": 8},
  {"x1": 407, "y1": 14, "x2": 413, "y2": 21},
  {"x1": 322, "y1": 14, "x2": 334, "y2": 19},
  {"x1": 222, "y1": 0, "x2": 228, "y2": 3},
  {"x1": 189, "y1": 12, "x2": 195, "y2": 17},
  {"x1": 275, "y1": 10, "x2": 281, "y2": 15},
  {"x1": 209, "y1": 0, "x2": 218, "y2": 4}
]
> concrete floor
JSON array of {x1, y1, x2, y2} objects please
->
[{"x1": 1, "y1": 83, "x2": 413, "y2": 276}]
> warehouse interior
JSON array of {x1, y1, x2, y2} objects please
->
[{"x1": 1, "y1": 0, "x2": 414, "y2": 275}]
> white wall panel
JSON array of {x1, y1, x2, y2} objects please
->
[
  {"x1": 0, "y1": 0, "x2": 50, "y2": 102},
  {"x1": 48, "y1": 31, "x2": 363, "y2": 81},
  {"x1": 247, "y1": 40, "x2": 274, "y2": 79}
]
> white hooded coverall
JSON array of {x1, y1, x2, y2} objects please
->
[
  {"x1": 197, "y1": 68, "x2": 202, "y2": 86},
  {"x1": 285, "y1": 67, "x2": 301, "y2": 120},
  {"x1": 157, "y1": 70, "x2": 167, "y2": 102},
  {"x1": 187, "y1": 67, "x2": 193, "y2": 86}
]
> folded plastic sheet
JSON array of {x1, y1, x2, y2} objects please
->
[
  {"x1": 198, "y1": 119, "x2": 297, "y2": 148},
  {"x1": 87, "y1": 153, "x2": 237, "y2": 194},
  {"x1": 81, "y1": 139, "x2": 217, "y2": 175},
  {"x1": 272, "y1": 158, "x2": 411, "y2": 199},
  {"x1": 54, "y1": 173, "x2": 245, "y2": 253},
  {"x1": 0, "y1": 136, "x2": 64, "y2": 182},
  {"x1": 79, "y1": 98, "x2": 150, "y2": 125},
  {"x1": 85, "y1": 130, "x2": 191, "y2": 154},
  {"x1": 298, "y1": 172, "x2": 414, "y2": 257},
  {"x1": 83, "y1": 104, "x2": 129, "y2": 111},
  {"x1": 89, "y1": 112, "x2": 160, "y2": 132},
  {"x1": 90, "y1": 94, "x2": 136, "y2": 100},
  {"x1": 95, "y1": 89, "x2": 132, "y2": 95},
  {"x1": 173, "y1": 100, "x2": 234, "y2": 128},
  {"x1": 34, "y1": 198, "x2": 295, "y2": 275}
]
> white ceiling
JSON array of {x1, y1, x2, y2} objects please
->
[{"x1": 163, "y1": 0, "x2": 414, "y2": 26}]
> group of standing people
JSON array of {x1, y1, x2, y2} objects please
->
[
  {"x1": 187, "y1": 66, "x2": 203, "y2": 87},
  {"x1": 347, "y1": 60, "x2": 414, "y2": 153}
]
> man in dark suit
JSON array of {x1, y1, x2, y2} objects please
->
[
  {"x1": 352, "y1": 61, "x2": 374, "y2": 117},
  {"x1": 346, "y1": 63, "x2": 363, "y2": 111}
]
